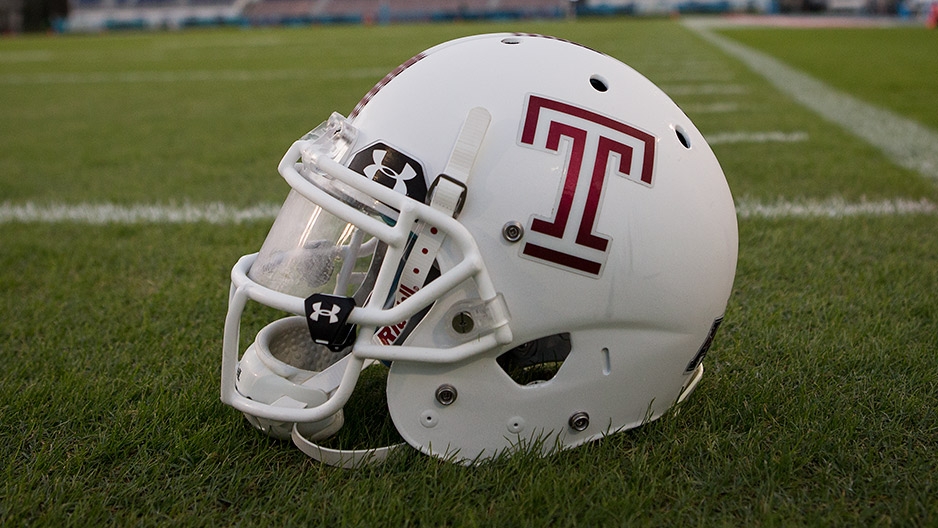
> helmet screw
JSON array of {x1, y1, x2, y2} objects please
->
[
  {"x1": 569, "y1": 411, "x2": 590, "y2": 432},
  {"x1": 452, "y1": 311, "x2": 474, "y2": 334},
  {"x1": 502, "y1": 221, "x2": 524, "y2": 243},
  {"x1": 435, "y1": 384, "x2": 458, "y2": 406}
]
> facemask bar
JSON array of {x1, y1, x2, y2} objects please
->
[{"x1": 221, "y1": 110, "x2": 513, "y2": 425}]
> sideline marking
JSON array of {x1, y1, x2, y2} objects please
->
[
  {"x1": 1, "y1": 199, "x2": 934, "y2": 225},
  {"x1": 684, "y1": 19, "x2": 938, "y2": 180}
]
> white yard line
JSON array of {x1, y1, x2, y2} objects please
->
[
  {"x1": 684, "y1": 19, "x2": 938, "y2": 181},
  {"x1": 0, "y1": 67, "x2": 388, "y2": 85},
  {"x1": 735, "y1": 197, "x2": 937, "y2": 219},
  {"x1": 0, "y1": 202, "x2": 281, "y2": 224},
  {"x1": 658, "y1": 83, "x2": 749, "y2": 96},
  {"x1": 1, "y1": 199, "x2": 934, "y2": 225},
  {"x1": 683, "y1": 102, "x2": 742, "y2": 114},
  {"x1": 707, "y1": 131, "x2": 808, "y2": 144}
]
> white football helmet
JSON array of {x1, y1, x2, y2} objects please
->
[{"x1": 221, "y1": 33, "x2": 737, "y2": 467}]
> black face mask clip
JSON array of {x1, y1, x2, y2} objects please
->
[{"x1": 304, "y1": 293, "x2": 357, "y2": 352}]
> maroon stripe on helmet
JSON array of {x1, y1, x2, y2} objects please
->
[
  {"x1": 350, "y1": 52, "x2": 428, "y2": 119},
  {"x1": 522, "y1": 242, "x2": 602, "y2": 275},
  {"x1": 510, "y1": 32, "x2": 603, "y2": 55}
]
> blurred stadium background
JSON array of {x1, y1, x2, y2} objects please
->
[{"x1": 2, "y1": 0, "x2": 936, "y2": 34}]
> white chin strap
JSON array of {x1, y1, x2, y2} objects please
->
[
  {"x1": 290, "y1": 107, "x2": 492, "y2": 468},
  {"x1": 291, "y1": 426, "x2": 403, "y2": 469}
]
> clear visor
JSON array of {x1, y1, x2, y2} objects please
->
[
  {"x1": 247, "y1": 189, "x2": 382, "y2": 301},
  {"x1": 294, "y1": 113, "x2": 404, "y2": 224},
  {"x1": 248, "y1": 113, "x2": 394, "y2": 302}
]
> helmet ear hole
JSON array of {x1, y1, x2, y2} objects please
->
[{"x1": 496, "y1": 333, "x2": 572, "y2": 385}]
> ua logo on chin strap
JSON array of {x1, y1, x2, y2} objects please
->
[
  {"x1": 308, "y1": 302, "x2": 342, "y2": 324},
  {"x1": 305, "y1": 294, "x2": 357, "y2": 352}
]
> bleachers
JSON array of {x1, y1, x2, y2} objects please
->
[
  {"x1": 242, "y1": 0, "x2": 320, "y2": 23},
  {"x1": 66, "y1": 0, "x2": 567, "y2": 31},
  {"x1": 64, "y1": 0, "x2": 789, "y2": 31},
  {"x1": 244, "y1": 0, "x2": 567, "y2": 24},
  {"x1": 67, "y1": 0, "x2": 250, "y2": 31}
]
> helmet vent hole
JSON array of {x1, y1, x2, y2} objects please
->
[
  {"x1": 675, "y1": 126, "x2": 691, "y2": 149},
  {"x1": 501, "y1": 37, "x2": 522, "y2": 45},
  {"x1": 497, "y1": 333, "x2": 572, "y2": 386},
  {"x1": 589, "y1": 75, "x2": 609, "y2": 92}
]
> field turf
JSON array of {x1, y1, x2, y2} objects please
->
[{"x1": 1, "y1": 17, "x2": 936, "y2": 525}]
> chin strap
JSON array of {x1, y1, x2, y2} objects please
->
[
  {"x1": 284, "y1": 355, "x2": 406, "y2": 468},
  {"x1": 375, "y1": 106, "x2": 492, "y2": 346},
  {"x1": 291, "y1": 425, "x2": 404, "y2": 469},
  {"x1": 292, "y1": 107, "x2": 492, "y2": 468}
]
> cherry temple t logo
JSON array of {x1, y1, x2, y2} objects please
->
[{"x1": 518, "y1": 95, "x2": 657, "y2": 277}]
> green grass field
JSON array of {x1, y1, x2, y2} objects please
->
[{"x1": 2, "y1": 17, "x2": 937, "y2": 525}]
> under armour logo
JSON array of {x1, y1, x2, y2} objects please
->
[
  {"x1": 347, "y1": 142, "x2": 427, "y2": 203},
  {"x1": 304, "y1": 293, "x2": 357, "y2": 351},
  {"x1": 363, "y1": 149, "x2": 418, "y2": 195},
  {"x1": 308, "y1": 301, "x2": 342, "y2": 324}
]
